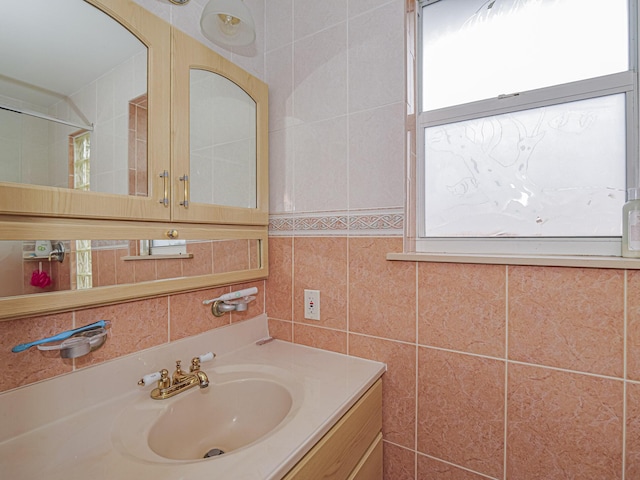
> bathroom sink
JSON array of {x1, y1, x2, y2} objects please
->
[
  {"x1": 148, "y1": 378, "x2": 293, "y2": 460},
  {"x1": 112, "y1": 366, "x2": 301, "y2": 464}
]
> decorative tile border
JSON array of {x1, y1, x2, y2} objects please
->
[{"x1": 269, "y1": 208, "x2": 404, "y2": 236}]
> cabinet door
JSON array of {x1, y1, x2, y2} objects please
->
[
  {"x1": 171, "y1": 28, "x2": 269, "y2": 225},
  {"x1": 0, "y1": 0, "x2": 171, "y2": 221}
]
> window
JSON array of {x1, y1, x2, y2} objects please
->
[
  {"x1": 150, "y1": 239, "x2": 187, "y2": 256},
  {"x1": 416, "y1": 0, "x2": 636, "y2": 256},
  {"x1": 72, "y1": 131, "x2": 93, "y2": 288}
]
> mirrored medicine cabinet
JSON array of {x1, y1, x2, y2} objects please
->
[
  {"x1": 0, "y1": 0, "x2": 268, "y2": 225},
  {"x1": 0, "y1": 0, "x2": 269, "y2": 321}
]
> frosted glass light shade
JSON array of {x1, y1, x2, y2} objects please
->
[{"x1": 200, "y1": 0, "x2": 255, "y2": 47}]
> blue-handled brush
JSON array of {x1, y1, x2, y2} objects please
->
[{"x1": 11, "y1": 320, "x2": 110, "y2": 353}]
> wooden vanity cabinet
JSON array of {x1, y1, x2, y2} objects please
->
[{"x1": 283, "y1": 379, "x2": 383, "y2": 480}]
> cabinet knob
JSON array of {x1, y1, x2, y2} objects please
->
[{"x1": 166, "y1": 229, "x2": 179, "y2": 239}]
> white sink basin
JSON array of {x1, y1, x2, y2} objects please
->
[
  {"x1": 149, "y1": 378, "x2": 292, "y2": 460},
  {"x1": 112, "y1": 365, "x2": 302, "y2": 464}
]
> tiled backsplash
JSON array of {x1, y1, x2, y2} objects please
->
[
  {"x1": 266, "y1": 235, "x2": 640, "y2": 480},
  {"x1": 0, "y1": 281, "x2": 264, "y2": 393}
]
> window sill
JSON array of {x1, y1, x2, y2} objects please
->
[
  {"x1": 386, "y1": 252, "x2": 640, "y2": 269},
  {"x1": 121, "y1": 254, "x2": 193, "y2": 261}
]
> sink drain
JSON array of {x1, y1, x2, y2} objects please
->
[{"x1": 203, "y1": 448, "x2": 225, "y2": 458}]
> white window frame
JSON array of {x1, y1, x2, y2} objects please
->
[{"x1": 414, "y1": 0, "x2": 640, "y2": 257}]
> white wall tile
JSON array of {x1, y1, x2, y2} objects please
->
[
  {"x1": 348, "y1": 0, "x2": 404, "y2": 113},
  {"x1": 348, "y1": 0, "x2": 396, "y2": 19},
  {"x1": 269, "y1": 127, "x2": 295, "y2": 213},
  {"x1": 266, "y1": 0, "x2": 293, "y2": 52},
  {"x1": 266, "y1": 44, "x2": 295, "y2": 132},
  {"x1": 293, "y1": 116, "x2": 348, "y2": 212},
  {"x1": 293, "y1": 22, "x2": 348, "y2": 124},
  {"x1": 293, "y1": 0, "x2": 348, "y2": 40},
  {"x1": 348, "y1": 102, "x2": 405, "y2": 210}
]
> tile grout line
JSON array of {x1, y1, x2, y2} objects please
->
[
  {"x1": 290, "y1": 237, "x2": 295, "y2": 343},
  {"x1": 346, "y1": 237, "x2": 350, "y2": 355},
  {"x1": 623, "y1": 270, "x2": 628, "y2": 480},
  {"x1": 503, "y1": 265, "x2": 509, "y2": 480},
  {"x1": 415, "y1": 261, "x2": 419, "y2": 479}
]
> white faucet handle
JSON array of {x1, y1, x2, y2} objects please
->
[
  {"x1": 138, "y1": 371, "x2": 162, "y2": 386},
  {"x1": 198, "y1": 352, "x2": 215, "y2": 363}
]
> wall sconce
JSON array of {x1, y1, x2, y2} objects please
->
[{"x1": 200, "y1": 0, "x2": 256, "y2": 47}]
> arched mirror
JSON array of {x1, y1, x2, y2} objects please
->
[
  {"x1": 171, "y1": 28, "x2": 268, "y2": 226},
  {"x1": 0, "y1": 0, "x2": 171, "y2": 221},
  {"x1": 0, "y1": 0, "x2": 146, "y2": 195},
  {"x1": 190, "y1": 69, "x2": 257, "y2": 210}
]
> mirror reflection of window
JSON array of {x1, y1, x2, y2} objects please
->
[
  {"x1": 150, "y1": 240, "x2": 187, "y2": 256},
  {"x1": 71, "y1": 131, "x2": 92, "y2": 289}
]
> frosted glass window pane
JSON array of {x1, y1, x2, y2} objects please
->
[
  {"x1": 424, "y1": 94, "x2": 626, "y2": 237},
  {"x1": 421, "y1": 0, "x2": 629, "y2": 111}
]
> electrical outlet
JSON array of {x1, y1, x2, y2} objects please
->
[{"x1": 304, "y1": 289, "x2": 320, "y2": 320}]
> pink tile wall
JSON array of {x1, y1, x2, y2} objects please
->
[
  {"x1": 0, "y1": 280, "x2": 265, "y2": 393},
  {"x1": 267, "y1": 235, "x2": 639, "y2": 480}
]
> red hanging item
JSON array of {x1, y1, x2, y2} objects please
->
[{"x1": 30, "y1": 264, "x2": 52, "y2": 288}]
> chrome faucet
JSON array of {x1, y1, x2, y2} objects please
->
[{"x1": 138, "y1": 353, "x2": 214, "y2": 400}]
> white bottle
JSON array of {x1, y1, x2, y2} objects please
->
[
  {"x1": 622, "y1": 188, "x2": 640, "y2": 257},
  {"x1": 34, "y1": 240, "x2": 52, "y2": 258}
]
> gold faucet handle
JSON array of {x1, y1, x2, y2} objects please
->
[
  {"x1": 190, "y1": 357, "x2": 201, "y2": 372},
  {"x1": 159, "y1": 369, "x2": 170, "y2": 389},
  {"x1": 172, "y1": 360, "x2": 185, "y2": 384}
]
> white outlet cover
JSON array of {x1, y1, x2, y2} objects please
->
[{"x1": 304, "y1": 289, "x2": 320, "y2": 321}]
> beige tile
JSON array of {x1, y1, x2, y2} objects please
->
[
  {"x1": 183, "y1": 241, "x2": 213, "y2": 277},
  {"x1": 75, "y1": 298, "x2": 169, "y2": 367},
  {"x1": 134, "y1": 258, "x2": 157, "y2": 283},
  {"x1": 115, "y1": 248, "x2": 135, "y2": 285},
  {"x1": 268, "y1": 318, "x2": 293, "y2": 342},
  {"x1": 0, "y1": 313, "x2": 73, "y2": 392},
  {"x1": 293, "y1": 237, "x2": 347, "y2": 330},
  {"x1": 383, "y1": 441, "x2": 415, "y2": 480},
  {"x1": 231, "y1": 281, "x2": 266, "y2": 323},
  {"x1": 96, "y1": 249, "x2": 116, "y2": 287},
  {"x1": 169, "y1": 288, "x2": 230, "y2": 341},
  {"x1": 417, "y1": 347, "x2": 505, "y2": 479},
  {"x1": 266, "y1": 237, "x2": 293, "y2": 321},
  {"x1": 350, "y1": 333, "x2": 416, "y2": 449},
  {"x1": 627, "y1": 382, "x2": 640, "y2": 479},
  {"x1": 508, "y1": 266, "x2": 624, "y2": 377},
  {"x1": 418, "y1": 262, "x2": 506, "y2": 357},
  {"x1": 156, "y1": 258, "x2": 182, "y2": 280},
  {"x1": 417, "y1": 454, "x2": 490, "y2": 479},
  {"x1": 349, "y1": 237, "x2": 416, "y2": 342},
  {"x1": 627, "y1": 270, "x2": 640, "y2": 381},
  {"x1": 293, "y1": 323, "x2": 347, "y2": 354},
  {"x1": 213, "y1": 240, "x2": 250, "y2": 273},
  {"x1": 507, "y1": 364, "x2": 623, "y2": 479}
]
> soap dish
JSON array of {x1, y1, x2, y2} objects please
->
[{"x1": 37, "y1": 328, "x2": 108, "y2": 358}]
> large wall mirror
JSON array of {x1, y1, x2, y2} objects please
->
[
  {"x1": 0, "y1": 216, "x2": 268, "y2": 321},
  {"x1": 0, "y1": 0, "x2": 148, "y2": 197}
]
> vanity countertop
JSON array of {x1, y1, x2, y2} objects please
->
[{"x1": 0, "y1": 314, "x2": 385, "y2": 480}]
